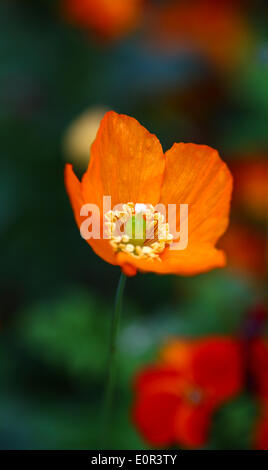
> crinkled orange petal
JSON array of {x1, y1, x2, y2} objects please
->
[
  {"x1": 64, "y1": 163, "x2": 84, "y2": 229},
  {"x1": 117, "y1": 244, "x2": 226, "y2": 276},
  {"x1": 160, "y1": 143, "x2": 233, "y2": 246},
  {"x1": 64, "y1": 164, "x2": 116, "y2": 265},
  {"x1": 82, "y1": 111, "x2": 165, "y2": 208}
]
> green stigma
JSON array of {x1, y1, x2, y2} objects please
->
[{"x1": 125, "y1": 214, "x2": 147, "y2": 246}]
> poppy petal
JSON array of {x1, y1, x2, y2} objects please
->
[
  {"x1": 64, "y1": 163, "x2": 84, "y2": 229},
  {"x1": 160, "y1": 339, "x2": 194, "y2": 372},
  {"x1": 160, "y1": 143, "x2": 232, "y2": 245},
  {"x1": 192, "y1": 338, "x2": 243, "y2": 404},
  {"x1": 174, "y1": 402, "x2": 213, "y2": 448},
  {"x1": 255, "y1": 408, "x2": 268, "y2": 450},
  {"x1": 82, "y1": 111, "x2": 165, "y2": 208},
  {"x1": 64, "y1": 164, "x2": 116, "y2": 264},
  {"x1": 249, "y1": 339, "x2": 268, "y2": 398},
  {"x1": 134, "y1": 366, "x2": 184, "y2": 395},
  {"x1": 117, "y1": 243, "x2": 225, "y2": 276},
  {"x1": 132, "y1": 391, "x2": 180, "y2": 447}
]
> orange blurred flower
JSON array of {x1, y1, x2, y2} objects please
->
[
  {"x1": 132, "y1": 337, "x2": 243, "y2": 448},
  {"x1": 62, "y1": 0, "x2": 143, "y2": 40},
  {"x1": 231, "y1": 160, "x2": 268, "y2": 222},
  {"x1": 219, "y1": 223, "x2": 266, "y2": 279},
  {"x1": 146, "y1": 0, "x2": 252, "y2": 70},
  {"x1": 249, "y1": 338, "x2": 268, "y2": 449},
  {"x1": 65, "y1": 111, "x2": 232, "y2": 277}
]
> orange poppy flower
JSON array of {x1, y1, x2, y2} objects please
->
[
  {"x1": 65, "y1": 111, "x2": 232, "y2": 277},
  {"x1": 132, "y1": 337, "x2": 243, "y2": 448},
  {"x1": 231, "y1": 160, "x2": 268, "y2": 222},
  {"x1": 219, "y1": 223, "x2": 266, "y2": 279},
  {"x1": 62, "y1": 0, "x2": 143, "y2": 40}
]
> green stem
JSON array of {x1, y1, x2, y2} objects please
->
[{"x1": 101, "y1": 272, "x2": 127, "y2": 448}]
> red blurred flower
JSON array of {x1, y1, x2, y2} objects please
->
[
  {"x1": 231, "y1": 160, "x2": 268, "y2": 222},
  {"x1": 249, "y1": 338, "x2": 268, "y2": 449},
  {"x1": 219, "y1": 223, "x2": 266, "y2": 279},
  {"x1": 255, "y1": 403, "x2": 268, "y2": 450},
  {"x1": 62, "y1": 0, "x2": 143, "y2": 40},
  {"x1": 132, "y1": 337, "x2": 243, "y2": 448},
  {"x1": 249, "y1": 338, "x2": 268, "y2": 399}
]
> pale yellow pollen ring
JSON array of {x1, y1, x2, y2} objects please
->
[{"x1": 104, "y1": 203, "x2": 173, "y2": 260}]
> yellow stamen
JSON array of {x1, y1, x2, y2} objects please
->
[{"x1": 105, "y1": 202, "x2": 173, "y2": 260}]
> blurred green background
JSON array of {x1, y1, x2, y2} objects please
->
[{"x1": 0, "y1": 0, "x2": 267, "y2": 449}]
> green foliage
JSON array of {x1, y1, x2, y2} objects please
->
[
  {"x1": 16, "y1": 289, "x2": 110, "y2": 382},
  {"x1": 210, "y1": 395, "x2": 258, "y2": 450}
]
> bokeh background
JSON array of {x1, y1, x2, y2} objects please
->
[{"x1": 0, "y1": 0, "x2": 267, "y2": 450}]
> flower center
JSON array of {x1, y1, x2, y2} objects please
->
[
  {"x1": 105, "y1": 202, "x2": 173, "y2": 260},
  {"x1": 185, "y1": 386, "x2": 204, "y2": 405},
  {"x1": 125, "y1": 214, "x2": 147, "y2": 246}
]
